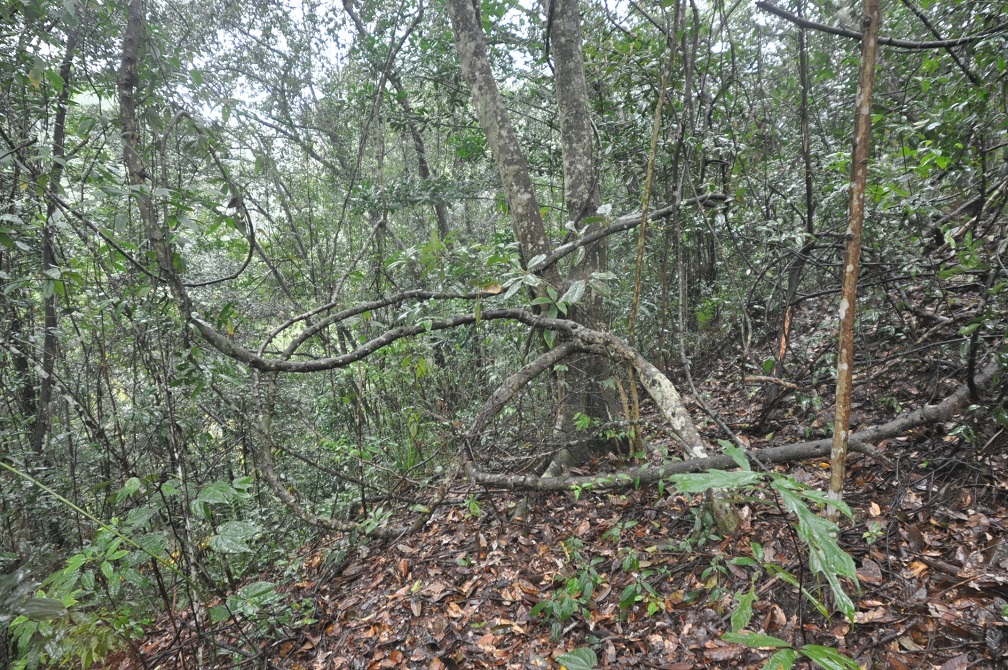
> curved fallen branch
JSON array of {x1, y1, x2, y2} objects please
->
[{"x1": 466, "y1": 359, "x2": 1000, "y2": 492}]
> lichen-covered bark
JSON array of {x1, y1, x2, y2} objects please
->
[
  {"x1": 549, "y1": 0, "x2": 598, "y2": 226},
  {"x1": 548, "y1": 0, "x2": 618, "y2": 429},
  {"x1": 443, "y1": 0, "x2": 557, "y2": 281}
]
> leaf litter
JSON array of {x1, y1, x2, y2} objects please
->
[{"x1": 102, "y1": 313, "x2": 1008, "y2": 669}]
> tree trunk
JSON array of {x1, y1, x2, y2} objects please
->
[
  {"x1": 548, "y1": 0, "x2": 619, "y2": 431},
  {"x1": 829, "y1": 0, "x2": 881, "y2": 520},
  {"x1": 31, "y1": 17, "x2": 80, "y2": 460},
  {"x1": 443, "y1": 0, "x2": 558, "y2": 284}
]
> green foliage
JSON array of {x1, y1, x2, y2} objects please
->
[
  {"x1": 666, "y1": 445, "x2": 859, "y2": 622},
  {"x1": 9, "y1": 523, "x2": 152, "y2": 670},
  {"x1": 556, "y1": 647, "x2": 598, "y2": 669},
  {"x1": 1, "y1": 0, "x2": 1005, "y2": 664},
  {"x1": 530, "y1": 538, "x2": 605, "y2": 640},
  {"x1": 721, "y1": 633, "x2": 860, "y2": 670}
]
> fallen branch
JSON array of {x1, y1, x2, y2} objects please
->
[{"x1": 466, "y1": 359, "x2": 1000, "y2": 491}]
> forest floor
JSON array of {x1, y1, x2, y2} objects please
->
[{"x1": 107, "y1": 325, "x2": 1008, "y2": 669}]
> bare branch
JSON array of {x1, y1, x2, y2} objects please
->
[{"x1": 756, "y1": 0, "x2": 1008, "y2": 49}]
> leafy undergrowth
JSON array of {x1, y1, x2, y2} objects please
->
[
  {"x1": 102, "y1": 424, "x2": 1007, "y2": 669},
  {"x1": 98, "y1": 301, "x2": 1008, "y2": 669}
]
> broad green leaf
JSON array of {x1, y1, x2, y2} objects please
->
[
  {"x1": 666, "y1": 469, "x2": 761, "y2": 493},
  {"x1": 235, "y1": 581, "x2": 277, "y2": 603},
  {"x1": 560, "y1": 280, "x2": 585, "y2": 306},
  {"x1": 723, "y1": 443, "x2": 751, "y2": 471},
  {"x1": 721, "y1": 631, "x2": 789, "y2": 648},
  {"x1": 527, "y1": 254, "x2": 546, "y2": 270},
  {"x1": 198, "y1": 481, "x2": 237, "y2": 505},
  {"x1": 209, "y1": 521, "x2": 262, "y2": 554},
  {"x1": 21, "y1": 597, "x2": 67, "y2": 621},
  {"x1": 772, "y1": 483, "x2": 858, "y2": 620},
  {"x1": 209, "y1": 604, "x2": 230, "y2": 623},
  {"x1": 798, "y1": 644, "x2": 861, "y2": 670},
  {"x1": 763, "y1": 648, "x2": 797, "y2": 669},
  {"x1": 731, "y1": 586, "x2": 756, "y2": 631},
  {"x1": 557, "y1": 646, "x2": 597, "y2": 669}
]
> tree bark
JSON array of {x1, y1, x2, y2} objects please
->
[
  {"x1": 547, "y1": 0, "x2": 619, "y2": 430},
  {"x1": 31, "y1": 16, "x2": 80, "y2": 459},
  {"x1": 829, "y1": 0, "x2": 880, "y2": 519},
  {"x1": 443, "y1": 0, "x2": 558, "y2": 282}
]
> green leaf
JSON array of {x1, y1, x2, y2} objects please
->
[
  {"x1": 560, "y1": 280, "x2": 586, "y2": 306},
  {"x1": 731, "y1": 586, "x2": 756, "y2": 631},
  {"x1": 21, "y1": 597, "x2": 67, "y2": 621},
  {"x1": 798, "y1": 644, "x2": 861, "y2": 670},
  {"x1": 619, "y1": 584, "x2": 641, "y2": 609},
  {"x1": 666, "y1": 469, "x2": 761, "y2": 493},
  {"x1": 209, "y1": 521, "x2": 263, "y2": 554},
  {"x1": 721, "y1": 631, "x2": 789, "y2": 648},
  {"x1": 763, "y1": 648, "x2": 798, "y2": 669},
  {"x1": 772, "y1": 482, "x2": 858, "y2": 620},
  {"x1": 198, "y1": 481, "x2": 238, "y2": 505},
  {"x1": 556, "y1": 646, "x2": 597, "y2": 669},
  {"x1": 502, "y1": 279, "x2": 524, "y2": 300},
  {"x1": 723, "y1": 443, "x2": 751, "y2": 471},
  {"x1": 209, "y1": 604, "x2": 230, "y2": 623}
]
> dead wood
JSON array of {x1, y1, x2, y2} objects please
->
[{"x1": 466, "y1": 359, "x2": 1000, "y2": 492}]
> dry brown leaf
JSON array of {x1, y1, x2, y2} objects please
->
[
  {"x1": 857, "y1": 557, "x2": 884, "y2": 584},
  {"x1": 854, "y1": 607, "x2": 893, "y2": 624},
  {"x1": 939, "y1": 653, "x2": 970, "y2": 670},
  {"x1": 702, "y1": 643, "x2": 743, "y2": 661}
]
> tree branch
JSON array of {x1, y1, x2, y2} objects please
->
[
  {"x1": 756, "y1": 0, "x2": 1008, "y2": 49},
  {"x1": 466, "y1": 359, "x2": 1000, "y2": 492}
]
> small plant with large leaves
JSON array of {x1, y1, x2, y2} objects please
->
[
  {"x1": 664, "y1": 444, "x2": 862, "y2": 668},
  {"x1": 530, "y1": 538, "x2": 605, "y2": 640}
]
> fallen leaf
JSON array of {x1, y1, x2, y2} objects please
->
[
  {"x1": 939, "y1": 653, "x2": 970, "y2": 670},
  {"x1": 857, "y1": 558, "x2": 884, "y2": 584},
  {"x1": 703, "y1": 644, "x2": 743, "y2": 661}
]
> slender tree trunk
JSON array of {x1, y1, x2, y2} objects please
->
[
  {"x1": 766, "y1": 0, "x2": 816, "y2": 407},
  {"x1": 31, "y1": 19, "x2": 80, "y2": 459},
  {"x1": 829, "y1": 0, "x2": 881, "y2": 519}
]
